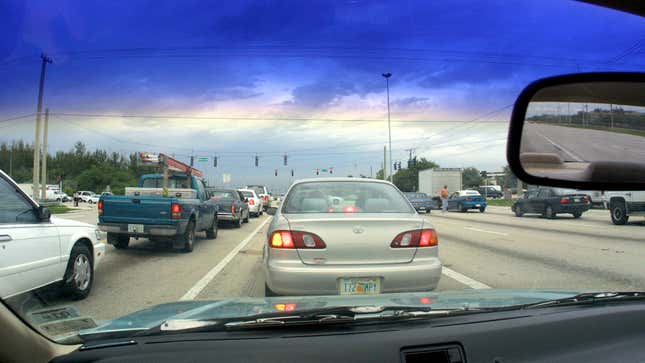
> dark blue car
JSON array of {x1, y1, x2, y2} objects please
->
[
  {"x1": 447, "y1": 190, "x2": 487, "y2": 213},
  {"x1": 403, "y1": 192, "x2": 434, "y2": 213}
]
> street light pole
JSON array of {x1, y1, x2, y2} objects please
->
[{"x1": 382, "y1": 72, "x2": 392, "y2": 182}]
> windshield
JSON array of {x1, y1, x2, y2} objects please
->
[
  {"x1": 0, "y1": 0, "x2": 643, "y2": 344},
  {"x1": 282, "y1": 181, "x2": 414, "y2": 213}
]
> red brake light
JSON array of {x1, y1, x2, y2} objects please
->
[
  {"x1": 98, "y1": 200, "x2": 104, "y2": 216},
  {"x1": 249, "y1": 199, "x2": 255, "y2": 205},
  {"x1": 419, "y1": 297, "x2": 432, "y2": 305},
  {"x1": 231, "y1": 204, "x2": 236, "y2": 214},
  {"x1": 275, "y1": 303, "x2": 297, "y2": 311},
  {"x1": 391, "y1": 229, "x2": 438, "y2": 248},
  {"x1": 343, "y1": 206, "x2": 360, "y2": 213},
  {"x1": 171, "y1": 203, "x2": 181, "y2": 219},
  {"x1": 560, "y1": 197, "x2": 570, "y2": 204},
  {"x1": 269, "y1": 231, "x2": 326, "y2": 249}
]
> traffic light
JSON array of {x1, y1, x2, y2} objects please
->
[
  {"x1": 254, "y1": 155, "x2": 259, "y2": 167},
  {"x1": 329, "y1": 167, "x2": 333, "y2": 174},
  {"x1": 213, "y1": 156, "x2": 218, "y2": 167},
  {"x1": 316, "y1": 168, "x2": 320, "y2": 175},
  {"x1": 274, "y1": 169, "x2": 278, "y2": 176},
  {"x1": 190, "y1": 155, "x2": 194, "y2": 166},
  {"x1": 283, "y1": 154, "x2": 288, "y2": 166},
  {"x1": 291, "y1": 169, "x2": 294, "y2": 177}
]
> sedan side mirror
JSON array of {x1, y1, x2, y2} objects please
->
[
  {"x1": 38, "y1": 206, "x2": 51, "y2": 221},
  {"x1": 507, "y1": 72, "x2": 645, "y2": 190},
  {"x1": 266, "y1": 207, "x2": 277, "y2": 216}
]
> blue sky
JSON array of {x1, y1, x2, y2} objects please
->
[{"x1": 1, "y1": 0, "x2": 644, "y2": 189}]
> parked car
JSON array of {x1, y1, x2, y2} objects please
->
[
  {"x1": 87, "y1": 194, "x2": 100, "y2": 204},
  {"x1": 474, "y1": 186, "x2": 504, "y2": 199},
  {"x1": 447, "y1": 190, "x2": 487, "y2": 212},
  {"x1": 0, "y1": 169, "x2": 106, "y2": 300},
  {"x1": 246, "y1": 185, "x2": 270, "y2": 211},
  {"x1": 75, "y1": 191, "x2": 97, "y2": 203},
  {"x1": 53, "y1": 191, "x2": 72, "y2": 202},
  {"x1": 264, "y1": 178, "x2": 441, "y2": 296},
  {"x1": 207, "y1": 188, "x2": 249, "y2": 227},
  {"x1": 512, "y1": 187, "x2": 591, "y2": 219},
  {"x1": 403, "y1": 192, "x2": 434, "y2": 213},
  {"x1": 603, "y1": 191, "x2": 645, "y2": 225},
  {"x1": 98, "y1": 173, "x2": 218, "y2": 252},
  {"x1": 238, "y1": 189, "x2": 263, "y2": 217}
]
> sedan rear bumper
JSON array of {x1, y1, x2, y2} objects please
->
[
  {"x1": 555, "y1": 204, "x2": 591, "y2": 213},
  {"x1": 265, "y1": 257, "x2": 442, "y2": 296},
  {"x1": 217, "y1": 212, "x2": 238, "y2": 221}
]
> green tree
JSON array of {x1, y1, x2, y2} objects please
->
[
  {"x1": 462, "y1": 167, "x2": 483, "y2": 188},
  {"x1": 391, "y1": 157, "x2": 439, "y2": 191}
]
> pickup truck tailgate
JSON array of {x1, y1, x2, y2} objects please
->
[{"x1": 101, "y1": 195, "x2": 175, "y2": 224}]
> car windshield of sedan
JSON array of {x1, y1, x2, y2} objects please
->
[{"x1": 0, "y1": 0, "x2": 643, "y2": 345}]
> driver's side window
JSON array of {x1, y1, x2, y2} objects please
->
[
  {"x1": 0, "y1": 177, "x2": 38, "y2": 224},
  {"x1": 450, "y1": 192, "x2": 458, "y2": 199}
]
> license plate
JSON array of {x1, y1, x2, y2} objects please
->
[
  {"x1": 573, "y1": 198, "x2": 580, "y2": 202},
  {"x1": 419, "y1": 207, "x2": 426, "y2": 211},
  {"x1": 339, "y1": 278, "x2": 381, "y2": 295},
  {"x1": 475, "y1": 204, "x2": 481, "y2": 207},
  {"x1": 127, "y1": 224, "x2": 144, "y2": 233}
]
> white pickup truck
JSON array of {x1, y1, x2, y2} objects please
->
[{"x1": 604, "y1": 191, "x2": 645, "y2": 225}]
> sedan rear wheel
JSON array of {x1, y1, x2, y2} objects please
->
[
  {"x1": 459, "y1": 203, "x2": 467, "y2": 213},
  {"x1": 572, "y1": 212, "x2": 582, "y2": 219},
  {"x1": 514, "y1": 206, "x2": 524, "y2": 217},
  {"x1": 544, "y1": 205, "x2": 556, "y2": 219}
]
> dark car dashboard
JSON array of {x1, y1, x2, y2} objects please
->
[{"x1": 53, "y1": 302, "x2": 645, "y2": 363}]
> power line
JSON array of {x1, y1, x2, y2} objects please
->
[{"x1": 0, "y1": 113, "x2": 36, "y2": 123}]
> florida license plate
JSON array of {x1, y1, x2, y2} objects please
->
[
  {"x1": 127, "y1": 224, "x2": 144, "y2": 233},
  {"x1": 339, "y1": 278, "x2": 381, "y2": 295},
  {"x1": 475, "y1": 204, "x2": 481, "y2": 207}
]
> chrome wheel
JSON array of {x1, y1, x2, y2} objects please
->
[{"x1": 73, "y1": 254, "x2": 91, "y2": 291}]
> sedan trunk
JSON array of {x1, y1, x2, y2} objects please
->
[{"x1": 284, "y1": 213, "x2": 424, "y2": 265}]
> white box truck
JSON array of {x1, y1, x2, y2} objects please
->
[{"x1": 418, "y1": 168, "x2": 463, "y2": 208}]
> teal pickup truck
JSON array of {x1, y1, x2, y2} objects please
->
[{"x1": 98, "y1": 173, "x2": 218, "y2": 252}]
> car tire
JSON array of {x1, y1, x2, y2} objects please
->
[
  {"x1": 544, "y1": 205, "x2": 556, "y2": 219},
  {"x1": 459, "y1": 203, "x2": 466, "y2": 213},
  {"x1": 265, "y1": 283, "x2": 278, "y2": 297},
  {"x1": 206, "y1": 217, "x2": 218, "y2": 239},
  {"x1": 572, "y1": 212, "x2": 582, "y2": 218},
  {"x1": 243, "y1": 210, "x2": 249, "y2": 223},
  {"x1": 107, "y1": 233, "x2": 130, "y2": 249},
  {"x1": 180, "y1": 220, "x2": 196, "y2": 253},
  {"x1": 514, "y1": 206, "x2": 524, "y2": 217},
  {"x1": 63, "y1": 243, "x2": 94, "y2": 300},
  {"x1": 611, "y1": 202, "x2": 629, "y2": 225},
  {"x1": 233, "y1": 216, "x2": 242, "y2": 228},
  {"x1": 479, "y1": 206, "x2": 486, "y2": 213},
  {"x1": 259, "y1": 210, "x2": 263, "y2": 216}
]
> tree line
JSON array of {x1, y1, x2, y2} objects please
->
[{"x1": 0, "y1": 141, "x2": 156, "y2": 196}]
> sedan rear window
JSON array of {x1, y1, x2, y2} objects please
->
[
  {"x1": 282, "y1": 181, "x2": 414, "y2": 214},
  {"x1": 209, "y1": 191, "x2": 236, "y2": 199},
  {"x1": 240, "y1": 191, "x2": 254, "y2": 198}
]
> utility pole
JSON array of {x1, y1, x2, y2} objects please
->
[
  {"x1": 382, "y1": 73, "x2": 392, "y2": 182},
  {"x1": 40, "y1": 109, "x2": 49, "y2": 200},
  {"x1": 610, "y1": 104, "x2": 614, "y2": 128},
  {"x1": 9, "y1": 141, "x2": 14, "y2": 177},
  {"x1": 32, "y1": 53, "x2": 53, "y2": 200},
  {"x1": 370, "y1": 165, "x2": 373, "y2": 178},
  {"x1": 383, "y1": 145, "x2": 387, "y2": 181}
]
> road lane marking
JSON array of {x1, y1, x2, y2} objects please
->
[
  {"x1": 535, "y1": 129, "x2": 584, "y2": 162},
  {"x1": 180, "y1": 217, "x2": 272, "y2": 301},
  {"x1": 441, "y1": 267, "x2": 492, "y2": 289},
  {"x1": 463, "y1": 226, "x2": 509, "y2": 236}
]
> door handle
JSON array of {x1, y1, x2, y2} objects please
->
[{"x1": 0, "y1": 235, "x2": 12, "y2": 243}]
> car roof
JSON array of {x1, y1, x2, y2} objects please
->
[
  {"x1": 238, "y1": 188, "x2": 256, "y2": 193},
  {"x1": 292, "y1": 177, "x2": 393, "y2": 185},
  {"x1": 457, "y1": 190, "x2": 481, "y2": 195}
]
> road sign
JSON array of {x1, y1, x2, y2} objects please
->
[
  {"x1": 222, "y1": 173, "x2": 231, "y2": 183},
  {"x1": 197, "y1": 156, "x2": 209, "y2": 163}
]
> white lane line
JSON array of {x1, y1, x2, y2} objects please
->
[
  {"x1": 463, "y1": 226, "x2": 509, "y2": 236},
  {"x1": 442, "y1": 267, "x2": 492, "y2": 290},
  {"x1": 535, "y1": 129, "x2": 585, "y2": 162},
  {"x1": 180, "y1": 217, "x2": 272, "y2": 301}
]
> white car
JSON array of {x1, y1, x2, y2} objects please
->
[
  {"x1": 0, "y1": 170, "x2": 105, "y2": 300},
  {"x1": 238, "y1": 189, "x2": 263, "y2": 217},
  {"x1": 87, "y1": 194, "x2": 100, "y2": 204},
  {"x1": 76, "y1": 191, "x2": 96, "y2": 203}
]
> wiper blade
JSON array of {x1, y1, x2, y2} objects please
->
[{"x1": 524, "y1": 291, "x2": 645, "y2": 309}]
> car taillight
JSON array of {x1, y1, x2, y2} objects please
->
[
  {"x1": 275, "y1": 303, "x2": 297, "y2": 311},
  {"x1": 98, "y1": 200, "x2": 104, "y2": 216},
  {"x1": 249, "y1": 199, "x2": 255, "y2": 205},
  {"x1": 343, "y1": 206, "x2": 361, "y2": 213},
  {"x1": 263, "y1": 196, "x2": 269, "y2": 201},
  {"x1": 231, "y1": 204, "x2": 236, "y2": 214},
  {"x1": 269, "y1": 230, "x2": 326, "y2": 249},
  {"x1": 560, "y1": 197, "x2": 570, "y2": 204},
  {"x1": 171, "y1": 203, "x2": 181, "y2": 219},
  {"x1": 391, "y1": 229, "x2": 438, "y2": 248}
]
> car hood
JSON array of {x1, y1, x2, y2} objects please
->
[
  {"x1": 81, "y1": 289, "x2": 578, "y2": 336},
  {"x1": 50, "y1": 216, "x2": 93, "y2": 228}
]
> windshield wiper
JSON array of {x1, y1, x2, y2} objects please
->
[
  {"x1": 523, "y1": 291, "x2": 645, "y2": 309},
  {"x1": 139, "y1": 305, "x2": 477, "y2": 335}
]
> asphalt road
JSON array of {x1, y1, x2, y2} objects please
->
[
  {"x1": 18, "y1": 203, "x2": 645, "y2": 323},
  {"x1": 521, "y1": 122, "x2": 645, "y2": 162}
]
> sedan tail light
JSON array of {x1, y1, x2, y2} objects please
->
[
  {"x1": 171, "y1": 203, "x2": 181, "y2": 219},
  {"x1": 560, "y1": 197, "x2": 570, "y2": 204},
  {"x1": 249, "y1": 199, "x2": 255, "y2": 205},
  {"x1": 391, "y1": 229, "x2": 438, "y2": 248},
  {"x1": 269, "y1": 230, "x2": 326, "y2": 249}
]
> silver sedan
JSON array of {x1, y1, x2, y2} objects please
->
[{"x1": 263, "y1": 178, "x2": 442, "y2": 296}]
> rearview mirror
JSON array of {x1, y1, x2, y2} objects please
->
[
  {"x1": 266, "y1": 207, "x2": 277, "y2": 216},
  {"x1": 507, "y1": 72, "x2": 645, "y2": 190}
]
